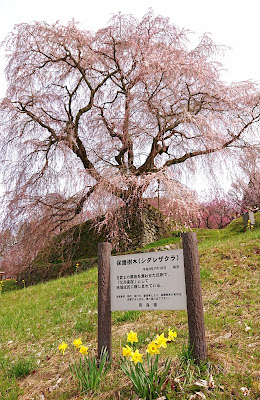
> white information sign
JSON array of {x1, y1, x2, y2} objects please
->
[{"x1": 110, "y1": 249, "x2": 187, "y2": 311}]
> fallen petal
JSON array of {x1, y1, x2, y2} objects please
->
[
  {"x1": 208, "y1": 373, "x2": 215, "y2": 389},
  {"x1": 189, "y1": 379, "x2": 208, "y2": 391},
  {"x1": 240, "y1": 386, "x2": 250, "y2": 396},
  {"x1": 189, "y1": 392, "x2": 207, "y2": 400}
]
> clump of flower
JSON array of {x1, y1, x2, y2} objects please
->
[
  {"x1": 58, "y1": 339, "x2": 111, "y2": 393},
  {"x1": 146, "y1": 341, "x2": 160, "y2": 356},
  {"x1": 122, "y1": 344, "x2": 133, "y2": 358},
  {"x1": 120, "y1": 328, "x2": 177, "y2": 399},
  {"x1": 73, "y1": 337, "x2": 82, "y2": 349},
  {"x1": 127, "y1": 329, "x2": 138, "y2": 344},
  {"x1": 154, "y1": 332, "x2": 168, "y2": 349},
  {"x1": 58, "y1": 341, "x2": 68, "y2": 355},
  {"x1": 247, "y1": 219, "x2": 254, "y2": 231},
  {"x1": 168, "y1": 328, "x2": 177, "y2": 342},
  {"x1": 79, "y1": 345, "x2": 89, "y2": 356},
  {"x1": 131, "y1": 349, "x2": 143, "y2": 365}
]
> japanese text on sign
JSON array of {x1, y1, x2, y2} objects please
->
[{"x1": 110, "y1": 249, "x2": 187, "y2": 311}]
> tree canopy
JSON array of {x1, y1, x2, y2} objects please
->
[{"x1": 0, "y1": 12, "x2": 259, "y2": 272}]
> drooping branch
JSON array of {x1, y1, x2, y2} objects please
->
[{"x1": 0, "y1": 13, "x2": 259, "y2": 276}]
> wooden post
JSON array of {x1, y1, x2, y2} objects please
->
[
  {"x1": 157, "y1": 179, "x2": 160, "y2": 211},
  {"x1": 98, "y1": 242, "x2": 112, "y2": 359},
  {"x1": 182, "y1": 232, "x2": 207, "y2": 363}
]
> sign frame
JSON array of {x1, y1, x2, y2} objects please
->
[
  {"x1": 97, "y1": 232, "x2": 207, "y2": 363},
  {"x1": 110, "y1": 249, "x2": 187, "y2": 311}
]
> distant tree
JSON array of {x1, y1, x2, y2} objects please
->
[
  {"x1": 147, "y1": 182, "x2": 201, "y2": 228},
  {"x1": 197, "y1": 197, "x2": 237, "y2": 229},
  {"x1": 245, "y1": 173, "x2": 260, "y2": 210},
  {"x1": 0, "y1": 12, "x2": 259, "y2": 273},
  {"x1": 229, "y1": 150, "x2": 260, "y2": 212}
]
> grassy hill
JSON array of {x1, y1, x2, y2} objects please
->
[{"x1": 0, "y1": 214, "x2": 259, "y2": 399}]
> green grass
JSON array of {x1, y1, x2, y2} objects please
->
[
  {"x1": 0, "y1": 376, "x2": 21, "y2": 400},
  {"x1": 142, "y1": 235, "x2": 181, "y2": 250},
  {"x1": 1, "y1": 355, "x2": 35, "y2": 379},
  {"x1": 0, "y1": 214, "x2": 259, "y2": 399}
]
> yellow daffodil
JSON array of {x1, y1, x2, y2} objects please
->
[
  {"x1": 167, "y1": 329, "x2": 177, "y2": 342},
  {"x1": 131, "y1": 349, "x2": 143, "y2": 365},
  {"x1": 127, "y1": 330, "x2": 138, "y2": 344},
  {"x1": 58, "y1": 341, "x2": 67, "y2": 355},
  {"x1": 73, "y1": 337, "x2": 82, "y2": 349},
  {"x1": 79, "y1": 345, "x2": 89, "y2": 356},
  {"x1": 155, "y1": 333, "x2": 167, "y2": 349},
  {"x1": 146, "y1": 341, "x2": 160, "y2": 356},
  {"x1": 122, "y1": 345, "x2": 133, "y2": 358}
]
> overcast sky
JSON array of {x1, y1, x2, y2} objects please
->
[
  {"x1": 0, "y1": 0, "x2": 259, "y2": 195},
  {"x1": 1, "y1": 0, "x2": 260, "y2": 95}
]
